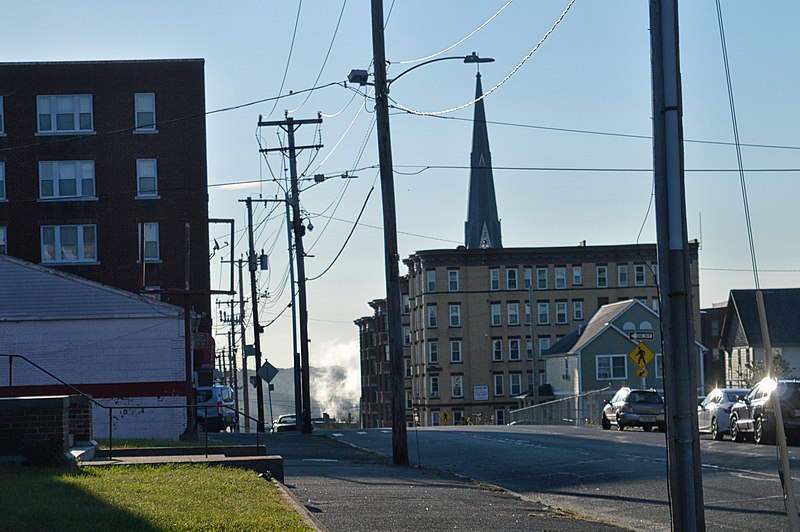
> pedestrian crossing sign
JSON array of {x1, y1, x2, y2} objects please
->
[
  {"x1": 636, "y1": 368, "x2": 648, "y2": 378},
  {"x1": 629, "y1": 342, "x2": 655, "y2": 368}
]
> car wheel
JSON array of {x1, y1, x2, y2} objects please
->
[
  {"x1": 602, "y1": 414, "x2": 611, "y2": 430},
  {"x1": 730, "y1": 416, "x2": 742, "y2": 442},
  {"x1": 617, "y1": 420, "x2": 625, "y2": 431},
  {"x1": 711, "y1": 417, "x2": 724, "y2": 441},
  {"x1": 642, "y1": 424, "x2": 653, "y2": 432},
  {"x1": 754, "y1": 416, "x2": 773, "y2": 445}
]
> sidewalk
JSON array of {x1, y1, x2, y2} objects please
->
[{"x1": 215, "y1": 431, "x2": 626, "y2": 532}]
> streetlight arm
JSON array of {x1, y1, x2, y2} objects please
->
[{"x1": 388, "y1": 53, "x2": 494, "y2": 87}]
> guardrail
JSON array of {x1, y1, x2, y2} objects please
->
[
  {"x1": 509, "y1": 387, "x2": 612, "y2": 427},
  {"x1": 2, "y1": 353, "x2": 266, "y2": 459}
]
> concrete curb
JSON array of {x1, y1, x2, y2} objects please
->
[{"x1": 272, "y1": 478, "x2": 328, "y2": 532}]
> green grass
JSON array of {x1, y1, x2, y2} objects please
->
[
  {"x1": 0, "y1": 464, "x2": 312, "y2": 531},
  {"x1": 95, "y1": 438, "x2": 227, "y2": 450}
]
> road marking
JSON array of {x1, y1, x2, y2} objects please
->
[
  {"x1": 357, "y1": 431, "x2": 367, "y2": 435},
  {"x1": 302, "y1": 459, "x2": 339, "y2": 462},
  {"x1": 332, "y1": 433, "x2": 343, "y2": 437}
]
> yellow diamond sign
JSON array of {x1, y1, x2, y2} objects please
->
[
  {"x1": 439, "y1": 409, "x2": 452, "y2": 425},
  {"x1": 629, "y1": 342, "x2": 655, "y2": 368}
]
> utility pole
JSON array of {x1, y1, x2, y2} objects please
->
[
  {"x1": 236, "y1": 258, "x2": 251, "y2": 433},
  {"x1": 227, "y1": 299, "x2": 240, "y2": 420},
  {"x1": 370, "y1": 0, "x2": 409, "y2": 465},
  {"x1": 649, "y1": 1, "x2": 705, "y2": 529},
  {"x1": 243, "y1": 197, "x2": 266, "y2": 432},
  {"x1": 258, "y1": 115, "x2": 322, "y2": 434},
  {"x1": 285, "y1": 191, "x2": 303, "y2": 432}
]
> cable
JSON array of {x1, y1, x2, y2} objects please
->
[{"x1": 266, "y1": 0, "x2": 304, "y2": 118}]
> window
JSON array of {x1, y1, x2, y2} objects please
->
[
  {"x1": 596, "y1": 354, "x2": 627, "y2": 380},
  {"x1": 451, "y1": 375, "x2": 463, "y2": 398},
  {"x1": 428, "y1": 341, "x2": 439, "y2": 364},
  {"x1": 0, "y1": 226, "x2": 6, "y2": 254},
  {"x1": 453, "y1": 410, "x2": 464, "y2": 425},
  {"x1": 0, "y1": 162, "x2": 5, "y2": 200},
  {"x1": 524, "y1": 267, "x2": 532, "y2": 289},
  {"x1": 510, "y1": 373, "x2": 522, "y2": 396},
  {"x1": 507, "y1": 268, "x2": 518, "y2": 290},
  {"x1": 427, "y1": 304, "x2": 437, "y2": 328},
  {"x1": 405, "y1": 358, "x2": 412, "y2": 378},
  {"x1": 652, "y1": 264, "x2": 659, "y2": 284},
  {"x1": 509, "y1": 338, "x2": 521, "y2": 361},
  {"x1": 493, "y1": 373, "x2": 504, "y2": 396},
  {"x1": 402, "y1": 294, "x2": 410, "y2": 315},
  {"x1": 39, "y1": 161, "x2": 95, "y2": 199},
  {"x1": 449, "y1": 304, "x2": 461, "y2": 327},
  {"x1": 555, "y1": 267, "x2": 566, "y2": 289},
  {"x1": 655, "y1": 353, "x2": 662, "y2": 378},
  {"x1": 555, "y1": 302, "x2": 568, "y2": 324},
  {"x1": 426, "y1": 270, "x2": 436, "y2": 292},
  {"x1": 490, "y1": 303, "x2": 502, "y2": 326},
  {"x1": 41, "y1": 224, "x2": 97, "y2": 263},
  {"x1": 138, "y1": 222, "x2": 160, "y2": 262},
  {"x1": 573, "y1": 266, "x2": 583, "y2": 286},
  {"x1": 507, "y1": 303, "x2": 520, "y2": 326},
  {"x1": 539, "y1": 337, "x2": 551, "y2": 354},
  {"x1": 430, "y1": 376, "x2": 440, "y2": 398},
  {"x1": 489, "y1": 268, "x2": 500, "y2": 291},
  {"x1": 135, "y1": 159, "x2": 158, "y2": 197},
  {"x1": 448, "y1": 269, "x2": 459, "y2": 292},
  {"x1": 635, "y1": 264, "x2": 647, "y2": 286},
  {"x1": 135, "y1": 93, "x2": 156, "y2": 131},
  {"x1": 524, "y1": 301, "x2": 531, "y2": 325},
  {"x1": 0, "y1": 96, "x2": 4, "y2": 134},
  {"x1": 536, "y1": 268, "x2": 548, "y2": 289},
  {"x1": 403, "y1": 326, "x2": 411, "y2": 346},
  {"x1": 537, "y1": 302, "x2": 549, "y2": 325},
  {"x1": 618, "y1": 265, "x2": 628, "y2": 287},
  {"x1": 492, "y1": 339, "x2": 503, "y2": 361},
  {"x1": 596, "y1": 265, "x2": 608, "y2": 288},
  {"x1": 573, "y1": 300, "x2": 584, "y2": 321},
  {"x1": 495, "y1": 409, "x2": 505, "y2": 425},
  {"x1": 652, "y1": 298, "x2": 660, "y2": 314},
  {"x1": 450, "y1": 340, "x2": 462, "y2": 363},
  {"x1": 526, "y1": 338, "x2": 533, "y2": 360},
  {"x1": 37, "y1": 94, "x2": 93, "y2": 133}
]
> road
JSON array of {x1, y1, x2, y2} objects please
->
[{"x1": 326, "y1": 425, "x2": 800, "y2": 531}]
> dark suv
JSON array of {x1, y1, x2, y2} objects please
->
[
  {"x1": 602, "y1": 387, "x2": 665, "y2": 432},
  {"x1": 729, "y1": 379, "x2": 800, "y2": 444}
]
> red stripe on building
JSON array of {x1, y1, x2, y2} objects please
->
[{"x1": 3, "y1": 381, "x2": 188, "y2": 399}]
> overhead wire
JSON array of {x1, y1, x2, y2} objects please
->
[{"x1": 266, "y1": 0, "x2": 304, "y2": 118}]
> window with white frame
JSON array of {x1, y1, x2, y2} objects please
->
[
  {"x1": 448, "y1": 269, "x2": 459, "y2": 292},
  {"x1": 596, "y1": 265, "x2": 608, "y2": 288},
  {"x1": 573, "y1": 265, "x2": 583, "y2": 285},
  {"x1": 138, "y1": 222, "x2": 160, "y2": 262},
  {"x1": 493, "y1": 373, "x2": 504, "y2": 396},
  {"x1": 539, "y1": 337, "x2": 551, "y2": 354},
  {"x1": 507, "y1": 268, "x2": 518, "y2": 290},
  {"x1": 430, "y1": 376, "x2": 440, "y2": 398},
  {"x1": 492, "y1": 339, "x2": 503, "y2": 361},
  {"x1": 403, "y1": 325, "x2": 411, "y2": 346},
  {"x1": 509, "y1": 373, "x2": 522, "y2": 396},
  {"x1": 652, "y1": 264, "x2": 659, "y2": 284},
  {"x1": 428, "y1": 341, "x2": 439, "y2": 364},
  {"x1": 402, "y1": 294, "x2": 410, "y2": 315},
  {"x1": 0, "y1": 226, "x2": 6, "y2": 254},
  {"x1": 406, "y1": 391, "x2": 413, "y2": 409},
  {"x1": 635, "y1": 264, "x2": 647, "y2": 286},
  {"x1": 596, "y1": 354, "x2": 627, "y2": 380},
  {"x1": 39, "y1": 161, "x2": 95, "y2": 199},
  {"x1": 618, "y1": 264, "x2": 628, "y2": 287},
  {"x1": 536, "y1": 267, "x2": 548, "y2": 289},
  {"x1": 0, "y1": 96, "x2": 4, "y2": 134},
  {"x1": 523, "y1": 267, "x2": 532, "y2": 289},
  {"x1": 526, "y1": 337, "x2": 533, "y2": 360},
  {"x1": 555, "y1": 267, "x2": 566, "y2": 289},
  {"x1": 509, "y1": 338, "x2": 521, "y2": 360},
  {"x1": 555, "y1": 301, "x2": 568, "y2": 324},
  {"x1": 453, "y1": 410, "x2": 463, "y2": 425},
  {"x1": 405, "y1": 358, "x2": 412, "y2": 378},
  {"x1": 41, "y1": 224, "x2": 97, "y2": 263},
  {"x1": 431, "y1": 410, "x2": 440, "y2": 426},
  {"x1": 426, "y1": 269, "x2": 436, "y2": 292},
  {"x1": 527, "y1": 371, "x2": 534, "y2": 393},
  {"x1": 573, "y1": 300, "x2": 584, "y2": 321},
  {"x1": 427, "y1": 304, "x2": 437, "y2": 328},
  {"x1": 652, "y1": 298, "x2": 660, "y2": 315},
  {"x1": 135, "y1": 93, "x2": 156, "y2": 131},
  {"x1": 507, "y1": 302, "x2": 520, "y2": 326},
  {"x1": 135, "y1": 158, "x2": 158, "y2": 197},
  {"x1": 37, "y1": 94, "x2": 93, "y2": 134},
  {"x1": 451, "y1": 375, "x2": 463, "y2": 398},
  {"x1": 655, "y1": 353, "x2": 662, "y2": 378},
  {"x1": 384, "y1": 344, "x2": 389, "y2": 361},
  {"x1": 537, "y1": 302, "x2": 549, "y2": 325},
  {"x1": 490, "y1": 303, "x2": 501, "y2": 326},
  {"x1": 449, "y1": 304, "x2": 461, "y2": 327},
  {"x1": 0, "y1": 162, "x2": 5, "y2": 200},
  {"x1": 525, "y1": 301, "x2": 531, "y2": 325},
  {"x1": 489, "y1": 268, "x2": 500, "y2": 291},
  {"x1": 450, "y1": 340, "x2": 462, "y2": 363}
]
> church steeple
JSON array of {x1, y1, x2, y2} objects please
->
[{"x1": 464, "y1": 72, "x2": 502, "y2": 249}]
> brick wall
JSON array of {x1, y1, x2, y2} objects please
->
[
  {"x1": 68, "y1": 394, "x2": 93, "y2": 444},
  {"x1": 0, "y1": 396, "x2": 70, "y2": 465}
]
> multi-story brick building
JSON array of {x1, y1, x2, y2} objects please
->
[{"x1": 0, "y1": 59, "x2": 212, "y2": 333}]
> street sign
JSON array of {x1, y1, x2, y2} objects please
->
[
  {"x1": 244, "y1": 345, "x2": 256, "y2": 357},
  {"x1": 473, "y1": 385, "x2": 489, "y2": 401},
  {"x1": 629, "y1": 331, "x2": 654, "y2": 340},
  {"x1": 256, "y1": 361, "x2": 279, "y2": 383},
  {"x1": 636, "y1": 368, "x2": 649, "y2": 378},
  {"x1": 439, "y1": 409, "x2": 452, "y2": 425},
  {"x1": 629, "y1": 342, "x2": 655, "y2": 368}
]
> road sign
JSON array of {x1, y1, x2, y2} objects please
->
[
  {"x1": 439, "y1": 409, "x2": 452, "y2": 425},
  {"x1": 636, "y1": 368, "x2": 649, "y2": 378},
  {"x1": 244, "y1": 345, "x2": 256, "y2": 357},
  {"x1": 629, "y1": 331, "x2": 654, "y2": 340},
  {"x1": 256, "y1": 361, "x2": 279, "y2": 383},
  {"x1": 629, "y1": 342, "x2": 655, "y2": 368}
]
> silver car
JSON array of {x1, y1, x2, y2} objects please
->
[{"x1": 697, "y1": 388, "x2": 749, "y2": 440}]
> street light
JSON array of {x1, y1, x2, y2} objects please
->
[{"x1": 348, "y1": 52, "x2": 495, "y2": 91}]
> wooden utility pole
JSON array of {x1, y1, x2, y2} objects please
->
[
  {"x1": 237, "y1": 259, "x2": 251, "y2": 433},
  {"x1": 370, "y1": 0, "x2": 409, "y2": 465},
  {"x1": 243, "y1": 197, "x2": 266, "y2": 432}
]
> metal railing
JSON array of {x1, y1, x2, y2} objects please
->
[
  {"x1": 2, "y1": 353, "x2": 266, "y2": 459},
  {"x1": 509, "y1": 387, "x2": 612, "y2": 427}
]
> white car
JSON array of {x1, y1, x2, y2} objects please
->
[{"x1": 697, "y1": 388, "x2": 749, "y2": 440}]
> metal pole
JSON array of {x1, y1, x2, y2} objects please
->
[
  {"x1": 245, "y1": 198, "x2": 266, "y2": 432},
  {"x1": 528, "y1": 279, "x2": 539, "y2": 410},
  {"x1": 649, "y1": 1, "x2": 705, "y2": 529},
  {"x1": 370, "y1": 0, "x2": 409, "y2": 465},
  {"x1": 286, "y1": 191, "x2": 303, "y2": 432},
  {"x1": 228, "y1": 299, "x2": 239, "y2": 424},
  {"x1": 237, "y1": 259, "x2": 251, "y2": 433}
]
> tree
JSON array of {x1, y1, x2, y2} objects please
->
[{"x1": 747, "y1": 354, "x2": 795, "y2": 387}]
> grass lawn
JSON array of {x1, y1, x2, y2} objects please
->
[
  {"x1": 95, "y1": 438, "x2": 227, "y2": 449},
  {"x1": 0, "y1": 463, "x2": 311, "y2": 531}
]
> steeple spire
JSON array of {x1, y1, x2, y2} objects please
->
[{"x1": 464, "y1": 72, "x2": 502, "y2": 249}]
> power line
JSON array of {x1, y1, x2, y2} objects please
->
[{"x1": 266, "y1": 0, "x2": 304, "y2": 118}]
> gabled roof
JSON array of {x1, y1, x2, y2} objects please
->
[
  {"x1": 721, "y1": 288, "x2": 800, "y2": 348},
  {"x1": 0, "y1": 255, "x2": 182, "y2": 321}
]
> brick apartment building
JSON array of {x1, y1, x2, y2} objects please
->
[{"x1": 0, "y1": 59, "x2": 212, "y2": 333}]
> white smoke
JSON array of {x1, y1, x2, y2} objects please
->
[{"x1": 309, "y1": 338, "x2": 361, "y2": 421}]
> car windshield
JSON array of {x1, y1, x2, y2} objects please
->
[
  {"x1": 628, "y1": 391, "x2": 662, "y2": 404},
  {"x1": 279, "y1": 415, "x2": 296, "y2": 424},
  {"x1": 723, "y1": 390, "x2": 746, "y2": 402}
]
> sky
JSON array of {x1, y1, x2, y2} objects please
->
[{"x1": 5, "y1": 1, "x2": 800, "y2": 388}]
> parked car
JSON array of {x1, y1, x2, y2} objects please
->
[
  {"x1": 697, "y1": 388, "x2": 750, "y2": 440},
  {"x1": 729, "y1": 379, "x2": 800, "y2": 444},
  {"x1": 195, "y1": 385, "x2": 237, "y2": 432},
  {"x1": 272, "y1": 414, "x2": 298, "y2": 432},
  {"x1": 602, "y1": 387, "x2": 665, "y2": 432}
]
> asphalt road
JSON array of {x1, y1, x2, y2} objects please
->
[{"x1": 326, "y1": 425, "x2": 800, "y2": 531}]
